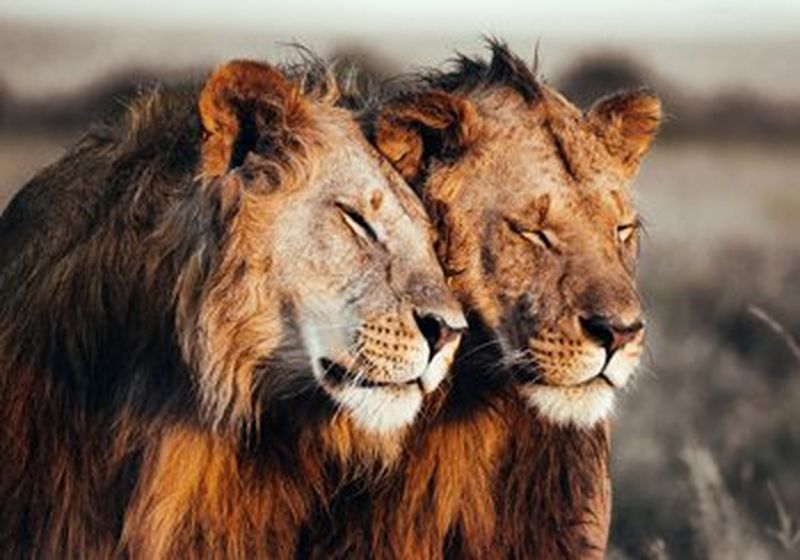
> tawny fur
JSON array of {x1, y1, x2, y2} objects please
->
[
  {"x1": 300, "y1": 41, "x2": 659, "y2": 559},
  {"x1": 0, "y1": 59, "x2": 460, "y2": 559}
]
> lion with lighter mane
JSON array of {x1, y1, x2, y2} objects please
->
[
  {"x1": 302, "y1": 42, "x2": 660, "y2": 559},
  {"x1": 0, "y1": 59, "x2": 464, "y2": 559}
]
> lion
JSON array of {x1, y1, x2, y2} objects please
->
[
  {"x1": 300, "y1": 42, "x2": 660, "y2": 559},
  {"x1": 0, "y1": 59, "x2": 465, "y2": 559}
]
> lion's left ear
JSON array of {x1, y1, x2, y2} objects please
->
[
  {"x1": 587, "y1": 90, "x2": 661, "y2": 176},
  {"x1": 198, "y1": 60, "x2": 307, "y2": 179},
  {"x1": 374, "y1": 91, "x2": 477, "y2": 186}
]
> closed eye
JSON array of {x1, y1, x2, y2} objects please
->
[
  {"x1": 506, "y1": 219, "x2": 557, "y2": 252},
  {"x1": 336, "y1": 202, "x2": 379, "y2": 243},
  {"x1": 617, "y1": 221, "x2": 639, "y2": 244}
]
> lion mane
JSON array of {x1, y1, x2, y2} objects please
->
[{"x1": 0, "y1": 59, "x2": 425, "y2": 559}]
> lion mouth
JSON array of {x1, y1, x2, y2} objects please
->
[
  {"x1": 596, "y1": 372, "x2": 616, "y2": 388},
  {"x1": 319, "y1": 359, "x2": 422, "y2": 391},
  {"x1": 517, "y1": 362, "x2": 617, "y2": 390},
  {"x1": 542, "y1": 373, "x2": 615, "y2": 390}
]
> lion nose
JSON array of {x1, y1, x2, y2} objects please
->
[
  {"x1": 413, "y1": 311, "x2": 465, "y2": 359},
  {"x1": 579, "y1": 314, "x2": 644, "y2": 355}
]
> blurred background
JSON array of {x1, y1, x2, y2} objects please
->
[{"x1": 1, "y1": 1, "x2": 798, "y2": 558}]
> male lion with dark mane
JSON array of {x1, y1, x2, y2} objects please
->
[
  {"x1": 0, "y1": 59, "x2": 465, "y2": 559},
  {"x1": 301, "y1": 42, "x2": 660, "y2": 559}
]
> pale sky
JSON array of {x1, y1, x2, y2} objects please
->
[{"x1": 2, "y1": 0, "x2": 799, "y2": 39}]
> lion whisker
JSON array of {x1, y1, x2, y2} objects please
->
[{"x1": 455, "y1": 338, "x2": 504, "y2": 363}]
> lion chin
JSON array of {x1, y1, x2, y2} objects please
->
[
  {"x1": 335, "y1": 386, "x2": 424, "y2": 435},
  {"x1": 520, "y1": 345, "x2": 641, "y2": 429},
  {"x1": 520, "y1": 381, "x2": 616, "y2": 429},
  {"x1": 317, "y1": 335, "x2": 461, "y2": 435}
]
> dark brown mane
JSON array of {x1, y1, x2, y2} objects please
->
[
  {"x1": 346, "y1": 38, "x2": 542, "y2": 115},
  {"x1": 426, "y1": 39, "x2": 542, "y2": 103},
  {"x1": 0, "y1": 60, "x2": 370, "y2": 559},
  {"x1": 0, "y1": 84, "x2": 207, "y2": 394},
  {"x1": 0, "y1": 83, "x2": 214, "y2": 559}
]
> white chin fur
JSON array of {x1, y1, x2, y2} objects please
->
[
  {"x1": 520, "y1": 382, "x2": 615, "y2": 429},
  {"x1": 334, "y1": 385, "x2": 423, "y2": 435}
]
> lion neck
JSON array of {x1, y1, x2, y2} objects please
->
[
  {"x1": 440, "y1": 305, "x2": 611, "y2": 558},
  {"x1": 491, "y1": 411, "x2": 609, "y2": 558}
]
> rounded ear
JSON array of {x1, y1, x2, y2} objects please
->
[
  {"x1": 587, "y1": 90, "x2": 661, "y2": 176},
  {"x1": 198, "y1": 60, "x2": 306, "y2": 179},
  {"x1": 374, "y1": 91, "x2": 477, "y2": 185}
]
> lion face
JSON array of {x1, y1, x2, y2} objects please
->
[
  {"x1": 374, "y1": 54, "x2": 660, "y2": 428},
  {"x1": 273, "y1": 129, "x2": 466, "y2": 435},
  {"x1": 187, "y1": 61, "x2": 465, "y2": 436},
  {"x1": 455, "y1": 101, "x2": 646, "y2": 427}
]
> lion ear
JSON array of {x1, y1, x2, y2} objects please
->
[
  {"x1": 587, "y1": 90, "x2": 661, "y2": 177},
  {"x1": 374, "y1": 91, "x2": 477, "y2": 185},
  {"x1": 198, "y1": 60, "x2": 306, "y2": 179}
]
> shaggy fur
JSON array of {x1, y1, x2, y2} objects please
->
[
  {"x1": 300, "y1": 41, "x2": 659, "y2": 558},
  {"x1": 0, "y1": 58, "x2": 462, "y2": 559}
]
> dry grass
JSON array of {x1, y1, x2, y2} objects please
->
[
  {"x1": 766, "y1": 481, "x2": 800, "y2": 551},
  {"x1": 683, "y1": 445, "x2": 770, "y2": 560},
  {"x1": 748, "y1": 305, "x2": 800, "y2": 365}
]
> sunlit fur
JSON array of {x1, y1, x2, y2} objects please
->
[
  {"x1": 0, "y1": 59, "x2": 463, "y2": 559},
  {"x1": 301, "y1": 41, "x2": 660, "y2": 558}
]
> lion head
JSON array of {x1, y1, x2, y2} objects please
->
[
  {"x1": 180, "y1": 60, "x2": 466, "y2": 436},
  {"x1": 371, "y1": 43, "x2": 660, "y2": 428},
  {"x1": 0, "y1": 60, "x2": 465, "y2": 441}
]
